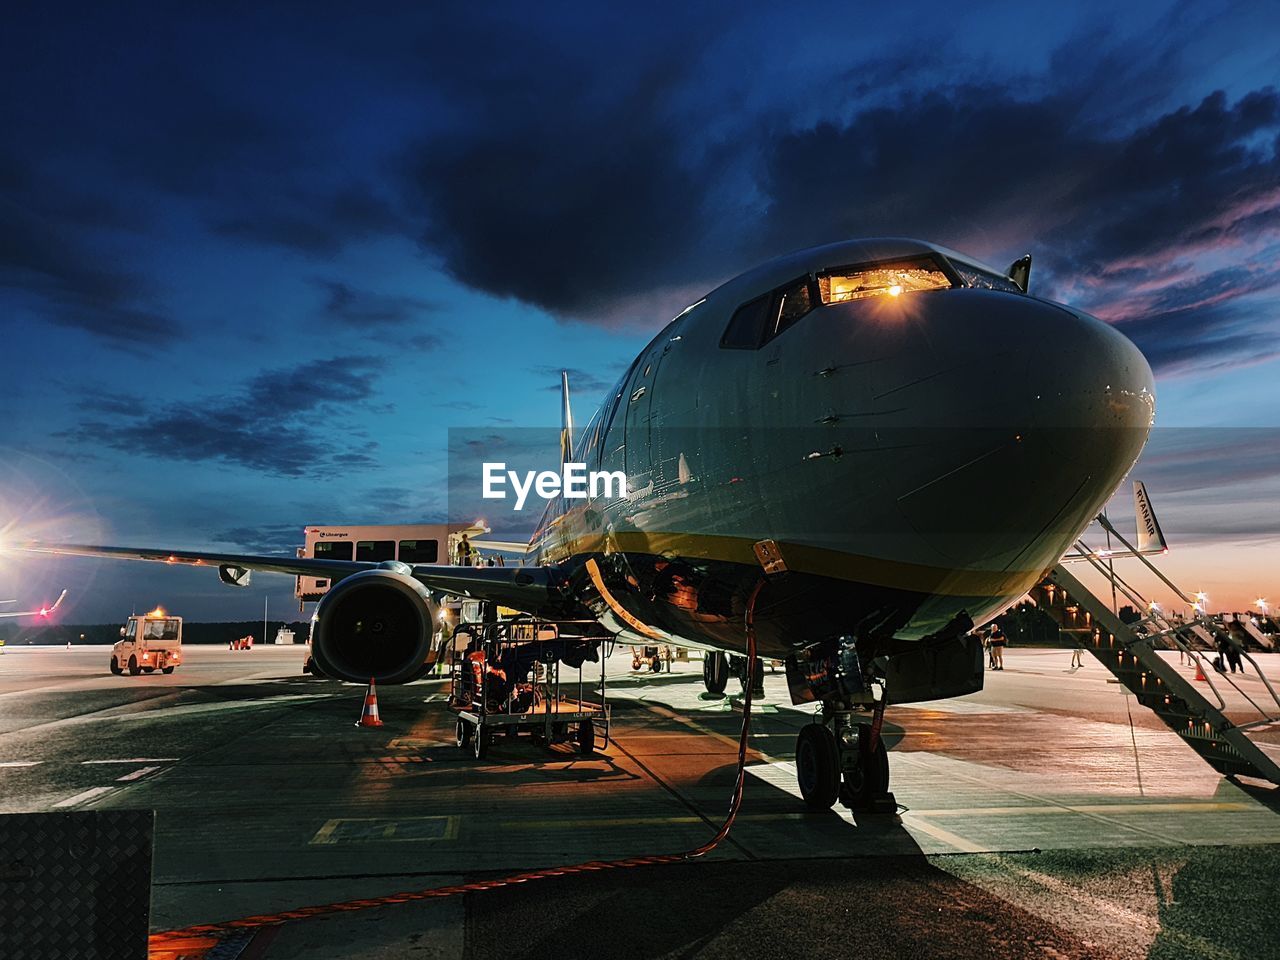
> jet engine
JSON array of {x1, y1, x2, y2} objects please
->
[{"x1": 310, "y1": 566, "x2": 440, "y2": 684}]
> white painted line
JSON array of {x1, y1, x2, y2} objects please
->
[
  {"x1": 115, "y1": 765, "x2": 160, "y2": 782},
  {"x1": 82, "y1": 758, "x2": 179, "y2": 764},
  {"x1": 52, "y1": 786, "x2": 115, "y2": 809},
  {"x1": 0, "y1": 761, "x2": 42, "y2": 767}
]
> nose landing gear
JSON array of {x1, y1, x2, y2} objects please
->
[{"x1": 795, "y1": 694, "x2": 895, "y2": 813}]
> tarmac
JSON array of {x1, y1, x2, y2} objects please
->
[{"x1": 2, "y1": 643, "x2": 1279, "y2": 959}]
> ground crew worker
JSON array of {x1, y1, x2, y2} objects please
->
[
  {"x1": 458, "y1": 534, "x2": 473, "y2": 566},
  {"x1": 989, "y1": 625, "x2": 1007, "y2": 670}
]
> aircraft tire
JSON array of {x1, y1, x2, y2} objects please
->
[
  {"x1": 143, "y1": 667, "x2": 155, "y2": 673},
  {"x1": 162, "y1": 666, "x2": 175, "y2": 674},
  {"x1": 578, "y1": 718, "x2": 595, "y2": 755},
  {"x1": 650, "y1": 656, "x2": 662, "y2": 672},
  {"x1": 795, "y1": 724, "x2": 840, "y2": 809},
  {"x1": 128, "y1": 656, "x2": 141, "y2": 676},
  {"x1": 839, "y1": 727, "x2": 890, "y2": 809},
  {"x1": 472, "y1": 725, "x2": 489, "y2": 760},
  {"x1": 703, "y1": 651, "x2": 729, "y2": 695},
  {"x1": 110, "y1": 657, "x2": 122, "y2": 676},
  {"x1": 455, "y1": 718, "x2": 471, "y2": 750}
]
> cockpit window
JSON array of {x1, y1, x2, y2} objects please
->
[
  {"x1": 720, "y1": 276, "x2": 815, "y2": 350},
  {"x1": 949, "y1": 259, "x2": 1023, "y2": 293},
  {"x1": 720, "y1": 294, "x2": 771, "y2": 349},
  {"x1": 772, "y1": 278, "x2": 814, "y2": 338},
  {"x1": 817, "y1": 257, "x2": 952, "y2": 304}
]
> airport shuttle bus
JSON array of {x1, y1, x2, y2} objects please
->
[{"x1": 294, "y1": 523, "x2": 485, "y2": 603}]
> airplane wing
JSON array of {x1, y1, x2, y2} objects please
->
[
  {"x1": 0, "y1": 588, "x2": 67, "y2": 619},
  {"x1": 18, "y1": 543, "x2": 562, "y2": 612}
]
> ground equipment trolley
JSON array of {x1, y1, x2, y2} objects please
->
[{"x1": 448, "y1": 617, "x2": 612, "y2": 760}]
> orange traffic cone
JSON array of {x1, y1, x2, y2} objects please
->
[
  {"x1": 1194, "y1": 659, "x2": 1206, "y2": 682},
  {"x1": 355, "y1": 678, "x2": 383, "y2": 727}
]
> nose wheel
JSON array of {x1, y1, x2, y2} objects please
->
[{"x1": 795, "y1": 698, "x2": 895, "y2": 813}]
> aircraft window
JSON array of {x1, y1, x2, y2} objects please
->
[
  {"x1": 817, "y1": 258, "x2": 952, "y2": 303},
  {"x1": 772, "y1": 278, "x2": 814, "y2": 338},
  {"x1": 720, "y1": 294, "x2": 772, "y2": 349},
  {"x1": 314, "y1": 541, "x2": 354, "y2": 561},
  {"x1": 356, "y1": 540, "x2": 396, "y2": 562},
  {"x1": 573, "y1": 406, "x2": 603, "y2": 463},
  {"x1": 949, "y1": 260, "x2": 1023, "y2": 293},
  {"x1": 398, "y1": 539, "x2": 439, "y2": 563}
]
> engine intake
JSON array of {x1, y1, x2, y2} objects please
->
[{"x1": 311, "y1": 569, "x2": 439, "y2": 684}]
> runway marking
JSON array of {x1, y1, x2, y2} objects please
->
[
  {"x1": 83, "y1": 757, "x2": 179, "y2": 764},
  {"x1": 892, "y1": 752, "x2": 1190, "y2": 846},
  {"x1": 52, "y1": 786, "x2": 115, "y2": 808},
  {"x1": 0, "y1": 761, "x2": 42, "y2": 767},
  {"x1": 899, "y1": 815, "x2": 987, "y2": 853},
  {"x1": 116, "y1": 765, "x2": 161, "y2": 782},
  {"x1": 309, "y1": 815, "x2": 459, "y2": 845},
  {"x1": 910, "y1": 800, "x2": 1256, "y2": 818}
]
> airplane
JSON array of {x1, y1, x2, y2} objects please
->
[
  {"x1": 19, "y1": 238, "x2": 1155, "y2": 811},
  {"x1": 0, "y1": 588, "x2": 67, "y2": 619}
]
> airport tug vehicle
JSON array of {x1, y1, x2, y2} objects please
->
[
  {"x1": 448, "y1": 616, "x2": 610, "y2": 760},
  {"x1": 110, "y1": 606, "x2": 183, "y2": 676}
]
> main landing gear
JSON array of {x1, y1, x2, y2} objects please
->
[
  {"x1": 795, "y1": 696, "x2": 894, "y2": 813},
  {"x1": 703, "y1": 650, "x2": 729, "y2": 695},
  {"x1": 702, "y1": 651, "x2": 765, "y2": 697}
]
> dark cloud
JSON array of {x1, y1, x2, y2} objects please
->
[
  {"x1": 62, "y1": 356, "x2": 386, "y2": 476},
  {"x1": 75, "y1": 391, "x2": 149, "y2": 418},
  {"x1": 211, "y1": 185, "x2": 408, "y2": 256},
  {"x1": 244, "y1": 356, "x2": 383, "y2": 416},
  {"x1": 0, "y1": 156, "x2": 181, "y2": 346},
  {"x1": 396, "y1": 20, "x2": 1280, "y2": 373},
  {"x1": 532, "y1": 366, "x2": 612, "y2": 394},
  {"x1": 316, "y1": 279, "x2": 441, "y2": 330},
  {"x1": 405, "y1": 56, "x2": 726, "y2": 324},
  {"x1": 212, "y1": 523, "x2": 305, "y2": 555}
]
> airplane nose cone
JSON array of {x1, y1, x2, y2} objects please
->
[{"x1": 892, "y1": 296, "x2": 1154, "y2": 570}]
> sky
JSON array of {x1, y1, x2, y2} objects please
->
[{"x1": 1, "y1": 1, "x2": 1278, "y2": 623}]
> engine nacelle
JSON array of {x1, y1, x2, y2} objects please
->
[{"x1": 311, "y1": 567, "x2": 439, "y2": 684}]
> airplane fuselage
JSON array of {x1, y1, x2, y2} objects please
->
[{"x1": 527, "y1": 239, "x2": 1155, "y2": 661}]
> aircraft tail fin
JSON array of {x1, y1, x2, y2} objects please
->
[
  {"x1": 559, "y1": 369, "x2": 574, "y2": 465},
  {"x1": 1133, "y1": 481, "x2": 1168, "y2": 554}
]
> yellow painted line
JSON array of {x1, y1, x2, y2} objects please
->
[
  {"x1": 561, "y1": 529, "x2": 1043, "y2": 598},
  {"x1": 498, "y1": 813, "x2": 811, "y2": 830},
  {"x1": 311, "y1": 819, "x2": 340, "y2": 845},
  {"x1": 909, "y1": 801, "x2": 1256, "y2": 818},
  {"x1": 900, "y1": 815, "x2": 987, "y2": 853},
  {"x1": 309, "y1": 815, "x2": 459, "y2": 845}
]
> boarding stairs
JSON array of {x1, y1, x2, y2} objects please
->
[{"x1": 1029, "y1": 515, "x2": 1280, "y2": 785}]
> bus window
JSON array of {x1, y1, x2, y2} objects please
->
[
  {"x1": 398, "y1": 539, "x2": 439, "y2": 563},
  {"x1": 356, "y1": 540, "x2": 396, "y2": 562},
  {"x1": 314, "y1": 541, "x2": 354, "y2": 561}
]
